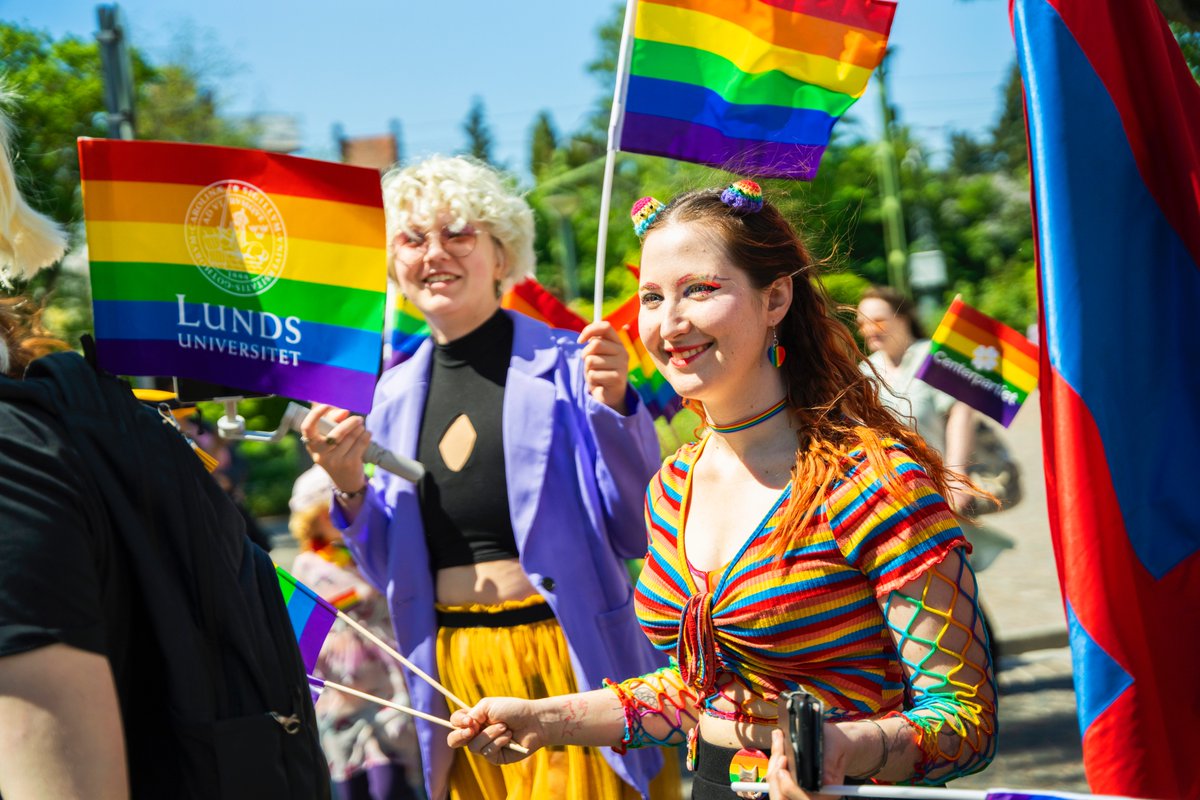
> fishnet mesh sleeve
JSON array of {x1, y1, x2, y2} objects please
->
[
  {"x1": 882, "y1": 548, "x2": 998, "y2": 783},
  {"x1": 604, "y1": 662, "x2": 699, "y2": 751}
]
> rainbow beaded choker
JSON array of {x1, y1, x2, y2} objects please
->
[{"x1": 708, "y1": 397, "x2": 788, "y2": 434}]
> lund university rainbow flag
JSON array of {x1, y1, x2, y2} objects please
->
[
  {"x1": 1013, "y1": 0, "x2": 1200, "y2": 796},
  {"x1": 79, "y1": 139, "x2": 388, "y2": 413},
  {"x1": 616, "y1": 0, "x2": 896, "y2": 179},
  {"x1": 914, "y1": 296, "x2": 1038, "y2": 427}
]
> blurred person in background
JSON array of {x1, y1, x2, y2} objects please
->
[
  {"x1": 856, "y1": 286, "x2": 976, "y2": 511},
  {"x1": 290, "y1": 465, "x2": 423, "y2": 800}
]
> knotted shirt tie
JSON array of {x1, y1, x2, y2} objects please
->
[{"x1": 677, "y1": 591, "x2": 718, "y2": 696}]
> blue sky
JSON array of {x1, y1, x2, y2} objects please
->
[{"x1": 4, "y1": 0, "x2": 1017, "y2": 172}]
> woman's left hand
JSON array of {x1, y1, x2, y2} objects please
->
[{"x1": 578, "y1": 321, "x2": 630, "y2": 414}]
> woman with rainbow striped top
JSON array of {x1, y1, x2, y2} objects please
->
[{"x1": 446, "y1": 181, "x2": 997, "y2": 799}]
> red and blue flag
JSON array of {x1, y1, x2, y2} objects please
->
[{"x1": 1012, "y1": 0, "x2": 1200, "y2": 796}]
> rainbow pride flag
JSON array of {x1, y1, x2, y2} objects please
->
[
  {"x1": 386, "y1": 293, "x2": 432, "y2": 369},
  {"x1": 502, "y1": 277, "x2": 587, "y2": 333},
  {"x1": 385, "y1": 277, "x2": 586, "y2": 368},
  {"x1": 384, "y1": 277, "x2": 682, "y2": 419},
  {"x1": 605, "y1": 292, "x2": 682, "y2": 421},
  {"x1": 276, "y1": 566, "x2": 338, "y2": 674},
  {"x1": 617, "y1": 0, "x2": 896, "y2": 179},
  {"x1": 914, "y1": 297, "x2": 1038, "y2": 427},
  {"x1": 326, "y1": 587, "x2": 362, "y2": 612},
  {"x1": 78, "y1": 139, "x2": 388, "y2": 413}
]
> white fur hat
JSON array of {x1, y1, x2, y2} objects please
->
[{"x1": 289, "y1": 464, "x2": 335, "y2": 514}]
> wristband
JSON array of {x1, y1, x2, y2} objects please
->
[
  {"x1": 334, "y1": 482, "x2": 367, "y2": 502},
  {"x1": 847, "y1": 718, "x2": 888, "y2": 780}
]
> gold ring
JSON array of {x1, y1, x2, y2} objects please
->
[{"x1": 325, "y1": 435, "x2": 338, "y2": 447}]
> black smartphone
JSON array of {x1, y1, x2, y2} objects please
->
[{"x1": 778, "y1": 689, "x2": 823, "y2": 792}]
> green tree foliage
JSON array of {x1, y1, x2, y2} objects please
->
[
  {"x1": 989, "y1": 64, "x2": 1028, "y2": 173},
  {"x1": 3, "y1": 21, "x2": 296, "y2": 517},
  {"x1": 1172, "y1": 21, "x2": 1200, "y2": 81},
  {"x1": 461, "y1": 96, "x2": 495, "y2": 165},
  {"x1": 529, "y1": 111, "x2": 558, "y2": 179},
  {"x1": 2, "y1": 25, "x2": 109, "y2": 226}
]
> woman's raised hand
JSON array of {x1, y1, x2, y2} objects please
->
[
  {"x1": 578, "y1": 321, "x2": 630, "y2": 414},
  {"x1": 299, "y1": 404, "x2": 371, "y2": 495},
  {"x1": 448, "y1": 698, "x2": 545, "y2": 765}
]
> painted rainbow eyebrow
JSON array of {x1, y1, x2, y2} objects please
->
[
  {"x1": 639, "y1": 282, "x2": 663, "y2": 292},
  {"x1": 674, "y1": 273, "x2": 727, "y2": 288}
]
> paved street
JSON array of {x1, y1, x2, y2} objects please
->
[
  {"x1": 953, "y1": 647, "x2": 1087, "y2": 793},
  {"x1": 971, "y1": 390, "x2": 1071, "y2": 654}
]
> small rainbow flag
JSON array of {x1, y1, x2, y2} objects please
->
[
  {"x1": 605, "y1": 292, "x2": 682, "y2": 421},
  {"x1": 276, "y1": 566, "x2": 338, "y2": 674},
  {"x1": 915, "y1": 297, "x2": 1038, "y2": 427},
  {"x1": 502, "y1": 277, "x2": 587, "y2": 333},
  {"x1": 386, "y1": 293, "x2": 432, "y2": 369},
  {"x1": 326, "y1": 587, "x2": 362, "y2": 612},
  {"x1": 79, "y1": 139, "x2": 388, "y2": 412},
  {"x1": 385, "y1": 277, "x2": 586, "y2": 369},
  {"x1": 617, "y1": 0, "x2": 896, "y2": 179},
  {"x1": 384, "y1": 277, "x2": 682, "y2": 420}
]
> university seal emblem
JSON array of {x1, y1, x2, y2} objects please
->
[{"x1": 184, "y1": 180, "x2": 287, "y2": 296}]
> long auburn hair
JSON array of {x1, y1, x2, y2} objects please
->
[{"x1": 642, "y1": 189, "x2": 973, "y2": 544}]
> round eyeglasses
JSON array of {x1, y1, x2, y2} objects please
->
[{"x1": 394, "y1": 224, "x2": 479, "y2": 265}]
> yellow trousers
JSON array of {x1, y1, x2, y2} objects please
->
[{"x1": 436, "y1": 596, "x2": 681, "y2": 800}]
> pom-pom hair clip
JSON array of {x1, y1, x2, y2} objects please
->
[
  {"x1": 719, "y1": 179, "x2": 763, "y2": 215},
  {"x1": 631, "y1": 196, "x2": 665, "y2": 238}
]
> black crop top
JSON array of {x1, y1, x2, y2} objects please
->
[{"x1": 417, "y1": 309, "x2": 519, "y2": 569}]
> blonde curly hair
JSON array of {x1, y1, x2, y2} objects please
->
[{"x1": 381, "y1": 155, "x2": 535, "y2": 289}]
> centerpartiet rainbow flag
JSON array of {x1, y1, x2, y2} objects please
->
[
  {"x1": 79, "y1": 139, "x2": 388, "y2": 412},
  {"x1": 914, "y1": 297, "x2": 1038, "y2": 427},
  {"x1": 616, "y1": 0, "x2": 897, "y2": 179},
  {"x1": 276, "y1": 566, "x2": 337, "y2": 674},
  {"x1": 1013, "y1": 0, "x2": 1200, "y2": 796}
]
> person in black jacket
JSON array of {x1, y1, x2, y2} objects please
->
[{"x1": 0, "y1": 98, "x2": 328, "y2": 799}]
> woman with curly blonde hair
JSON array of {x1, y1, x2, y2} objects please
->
[{"x1": 301, "y1": 155, "x2": 678, "y2": 800}]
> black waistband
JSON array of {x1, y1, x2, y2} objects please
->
[
  {"x1": 694, "y1": 738, "x2": 754, "y2": 788},
  {"x1": 691, "y1": 737, "x2": 863, "y2": 799},
  {"x1": 435, "y1": 601, "x2": 556, "y2": 629}
]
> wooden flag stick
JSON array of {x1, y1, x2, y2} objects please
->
[
  {"x1": 335, "y1": 608, "x2": 471, "y2": 711},
  {"x1": 316, "y1": 678, "x2": 530, "y2": 756}
]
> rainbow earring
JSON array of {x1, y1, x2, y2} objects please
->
[{"x1": 767, "y1": 327, "x2": 786, "y2": 368}]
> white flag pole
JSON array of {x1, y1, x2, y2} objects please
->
[
  {"x1": 729, "y1": 784, "x2": 986, "y2": 799},
  {"x1": 729, "y1": 784, "x2": 1136, "y2": 800},
  {"x1": 593, "y1": 0, "x2": 640, "y2": 321}
]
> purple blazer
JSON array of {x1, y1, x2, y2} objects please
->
[{"x1": 333, "y1": 312, "x2": 668, "y2": 799}]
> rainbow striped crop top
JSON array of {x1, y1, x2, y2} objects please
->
[{"x1": 634, "y1": 435, "x2": 968, "y2": 721}]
